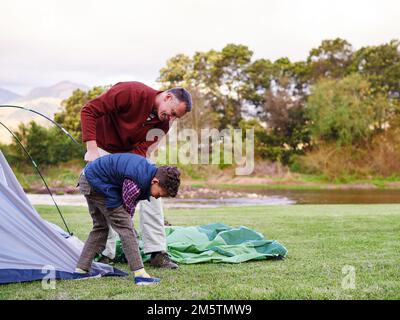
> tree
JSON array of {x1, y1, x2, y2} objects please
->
[
  {"x1": 54, "y1": 86, "x2": 107, "y2": 141},
  {"x1": 307, "y1": 38, "x2": 353, "y2": 81},
  {"x1": 213, "y1": 44, "x2": 253, "y2": 127},
  {"x1": 14, "y1": 122, "x2": 50, "y2": 165},
  {"x1": 306, "y1": 74, "x2": 396, "y2": 146},
  {"x1": 157, "y1": 39, "x2": 400, "y2": 165},
  {"x1": 263, "y1": 90, "x2": 310, "y2": 148},
  {"x1": 349, "y1": 40, "x2": 400, "y2": 98},
  {"x1": 158, "y1": 54, "x2": 193, "y2": 88},
  {"x1": 158, "y1": 53, "x2": 221, "y2": 131},
  {"x1": 158, "y1": 44, "x2": 254, "y2": 129},
  {"x1": 175, "y1": 86, "x2": 220, "y2": 133},
  {"x1": 8, "y1": 121, "x2": 83, "y2": 166},
  {"x1": 241, "y1": 58, "x2": 274, "y2": 113}
]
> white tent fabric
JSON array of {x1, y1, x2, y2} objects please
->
[
  {"x1": 0, "y1": 163, "x2": 6, "y2": 186},
  {"x1": 0, "y1": 151, "x2": 127, "y2": 284}
]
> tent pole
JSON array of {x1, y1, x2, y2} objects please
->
[
  {"x1": 0, "y1": 105, "x2": 82, "y2": 147},
  {"x1": 0, "y1": 121, "x2": 73, "y2": 235}
]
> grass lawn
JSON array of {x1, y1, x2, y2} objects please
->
[{"x1": 0, "y1": 204, "x2": 399, "y2": 300}]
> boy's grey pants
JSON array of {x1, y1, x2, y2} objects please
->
[
  {"x1": 97, "y1": 148, "x2": 166, "y2": 259},
  {"x1": 76, "y1": 174, "x2": 143, "y2": 272}
]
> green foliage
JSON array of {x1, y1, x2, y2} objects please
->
[
  {"x1": 54, "y1": 86, "x2": 107, "y2": 141},
  {"x1": 5, "y1": 121, "x2": 84, "y2": 167},
  {"x1": 158, "y1": 44, "x2": 254, "y2": 128},
  {"x1": 2, "y1": 86, "x2": 107, "y2": 169},
  {"x1": 239, "y1": 119, "x2": 271, "y2": 159},
  {"x1": 177, "y1": 164, "x2": 205, "y2": 180},
  {"x1": 349, "y1": 40, "x2": 400, "y2": 98},
  {"x1": 241, "y1": 58, "x2": 274, "y2": 107},
  {"x1": 158, "y1": 53, "x2": 193, "y2": 87},
  {"x1": 296, "y1": 125, "x2": 400, "y2": 180},
  {"x1": 239, "y1": 119, "x2": 299, "y2": 165},
  {"x1": 306, "y1": 74, "x2": 395, "y2": 146},
  {"x1": 2, "y1": 38, "x2": 399, "y2": 181},
  {"x1": 307, "y1": 38, "x2": 353, "y2": 80},
  {"x1": 158, "y1": 44, "x2": 314, "y2": 165}
]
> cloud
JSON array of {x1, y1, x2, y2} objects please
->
[{"x1": 1, "y1": 0, "x2": 399, "y2": 94}]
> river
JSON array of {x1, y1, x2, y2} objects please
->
[{"x1": 27, "y1": 188, "x2": 400, "y2": 209}]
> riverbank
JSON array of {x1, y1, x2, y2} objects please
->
[
  {"x1": 27, "y1": 187, "x2": 400, "y2": 207},
  {"x1": 23, "y1": 176, "x2": 400, "y2": 196},
  {"x1": 10, "y1": 159, "x2": 400, "y2": 194},
  {"x1": 185, "y1": 172, "x2": 400, "y2": 191}
]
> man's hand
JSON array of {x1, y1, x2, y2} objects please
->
[
  {"x1": 84, "y1": 150, "x2": 100, "y2": 162},
  {"x1": 85, "y1": 140, "x2": 100, "y2": 162}
]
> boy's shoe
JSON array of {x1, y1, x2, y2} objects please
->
[
  {"x1": 72, "y1": 272, "x2": 102, "y2": 280},
  {"x1": 134, "y1": 276, "x2": 160, "y2": 286},
  {"x1": 150, "y1": 252, "x2": 178, "y2": 269}
]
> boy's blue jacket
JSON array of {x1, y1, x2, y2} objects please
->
[{"x1": 84, "y1": 153, "x2": 157, "y2": 209}]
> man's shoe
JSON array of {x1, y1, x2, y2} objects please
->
[
  {"x1": 149, "y1": 252, "x2": 178, "y2": 269},
  {"x1": 95, "y1": 254, "x2": 114, "y2": 265},
  {"x1": 134, "y1": 276, "x2": 161, "y2": 286}
]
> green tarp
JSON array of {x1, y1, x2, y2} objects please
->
[{"x1": 115, "y1": 223, "x2": 288, "y2": 264}]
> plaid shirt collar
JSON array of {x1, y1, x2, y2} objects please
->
[{"x1": 122, "y1": 179, "x2": 141, "y2": 217}]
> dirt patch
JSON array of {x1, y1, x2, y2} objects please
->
[
  {"x1": 26, "y1": 184, "x2": 261, "y2": 199},
  {"x1": 177, "y1": 185, "x2": 261, "y2": 199},
  {"x1": 215, "y1": 176, "x2": 275, "y2": 185},
  {"x1": 25, "y1": 186, "x2": 78, "y2": 195},
  {"x1": 379, "y1": 181, "x2": 400, "y2": 188},
  {"x1": 325, "y1": 183, "x2": 378, "y2": 190}
]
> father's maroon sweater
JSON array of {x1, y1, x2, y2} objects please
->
[{"x1": 81, "y1": 81, "x2": 169, "y2": 157}]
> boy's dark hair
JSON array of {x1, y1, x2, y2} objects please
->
[{"x1": 155, "y1": 166, "x2": 181, "y2": 197}]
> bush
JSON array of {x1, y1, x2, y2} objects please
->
[
  {"x1": 307, "y1": 74, "x2": 396, "y2": 146},
  {"x1": 296, "y1": 127, "x2": 400, "y2": 180},
  {"x1": 4, "y1": 122, "x2": 84, "y2": 168}
]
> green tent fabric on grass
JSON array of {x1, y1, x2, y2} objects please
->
[{"x1": 114, "y1": 223, "x2": 288, "y2": 264}]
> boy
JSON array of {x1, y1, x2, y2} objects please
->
[{"x1": 75, "y1": 153, "x2": 180, "y2": 285}]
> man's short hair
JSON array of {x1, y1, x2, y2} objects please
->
[
  {"x1": 155, "y1": 166, "x2": 181, "y2": 197},
  {"x1": 168, "y1": 87, "x2": 192, "y2": 113}
]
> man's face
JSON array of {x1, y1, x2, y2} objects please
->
[
  {"x1": 157, "y1": 93, "x2": 187, "y2": 122},
  {"x1": 150, "y1": 178, "x2": 169, "y2": 199}
]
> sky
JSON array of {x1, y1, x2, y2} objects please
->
[{"x1": 1, "y1": 0, "x2": 399, "y2": 95}]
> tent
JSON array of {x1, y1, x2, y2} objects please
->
[
  {"x1": 160, "y1": 223, "x2": 288, "y2": 264},
  {"x1": 115, "y1": 223, "x2": 288, "y2": 264},
  {"x1": 0, "y1": 151, "x2": 127, "y2": 284}
]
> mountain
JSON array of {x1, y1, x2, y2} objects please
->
[
  {"x1": 0, "y1": 81, "x2": 88, "y2": 144},
  {"x1": 19, "y1": 81, "x2": 89, "y2": 101},
  {"x1": 0, "y1": 88, "x2": 21, "y2": 104}
]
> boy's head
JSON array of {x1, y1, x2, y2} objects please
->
[{"x1": 150, "y1": 166, "x2": 181, "y2": 199}]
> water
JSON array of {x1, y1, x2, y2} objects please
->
[
  {"x1": 26, "y1": 193, "x2": 294, "y2": 208},
  {"x1": 27, "y1": 188, "x2": 400, "y2": 209},
  {"x1": 227, "y1": 188, "x2": 400, "y2": 205},
  {"x1": 163, "y1": 196, "x2": 295, "y2": 208}
]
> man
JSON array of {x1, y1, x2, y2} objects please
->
[{"x1": 80, "y1": 81, "x2": 192, "y2": 269}]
